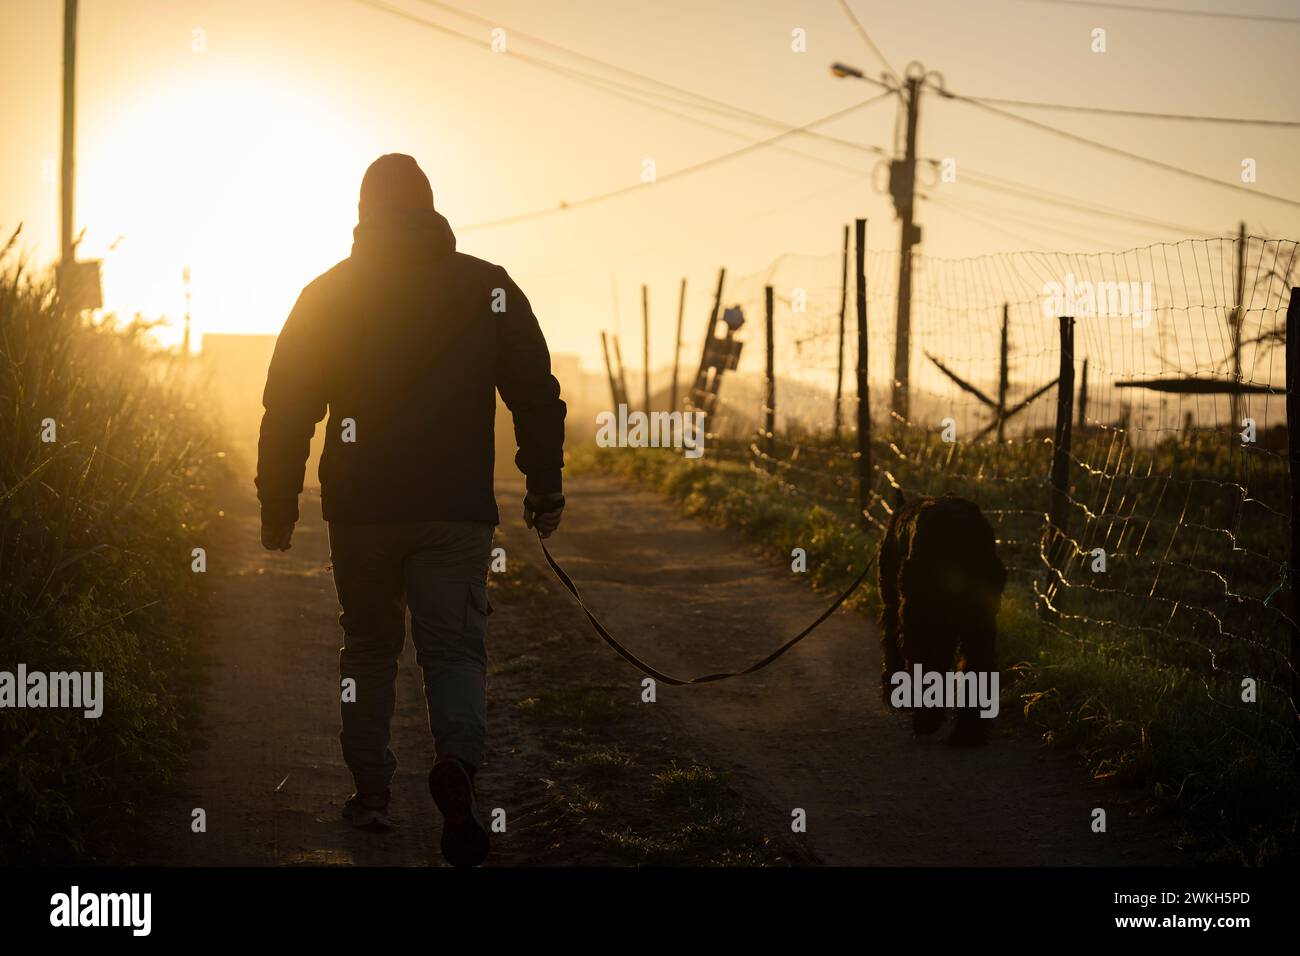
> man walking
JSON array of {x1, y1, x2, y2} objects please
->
[{"x1": 255, "y1": 153, "x2": 566, "y2": 867}]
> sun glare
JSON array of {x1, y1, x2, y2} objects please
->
[{"x1": 80, "y1": 70, "x2": 376, "y2": 348}]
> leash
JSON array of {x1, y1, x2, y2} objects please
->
[{"x1": 535, "y1": 532, "x2": 877, "y2": 686}]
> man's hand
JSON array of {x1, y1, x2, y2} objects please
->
[
  {"x1": 261, "y1": 521, "x2": 295, "y2": 551},
  {"x1": 523, "y1": 492, "x2": 565, "y2": 539}
]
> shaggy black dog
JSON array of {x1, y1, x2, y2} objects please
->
[{"x1": 877, "y1": 493, "x2": 1006, "y2": 745}]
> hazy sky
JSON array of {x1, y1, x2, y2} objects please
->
[{"x1": 2, "y1": 0, "x2": 1298, "y2": 371}]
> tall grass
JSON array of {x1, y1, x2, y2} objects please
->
[{"x1": 0, "y1": 231, "x2": 221, "y2": 863}]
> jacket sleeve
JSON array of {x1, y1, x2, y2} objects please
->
[
  {"x1": 493, "y1": 267, "x2": 566, "y2": 495},
  {"x1": 255, "y1": 284, "x2": 329, "y2": 524}
]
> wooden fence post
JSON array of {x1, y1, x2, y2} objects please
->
[
  {"x1": 1285, "y1": 287, "x2": 1300, "y2": 758},
  {"x1": 600, "y1": 332, "x2": 620, "y2": 408},
  {"x1": 641, "y1": 284, "x2": 651, "y2": 412},
  {"x1": 834, "y1": 223, "x2": 849, "y2": 440},
  {"x1": 997, "y1": 303, "x2": 1009, "y2": 443},
  {"x1": 1231, "y1": 221, "x2": 1246, "y2": 431},
  {"x1": 764, "y1": 285, "x2": 776, "y2": 460},
  {"x1": 1042, "y1": 315, "x2": 1076, "y2": 620},
  {"x1": 855, "y1": 218, "x2": 871, "y2": 527},
  {"x1": 1078, "y1": 358, "x2": 1089, "y2": 431},
  {"x1": 612, "y1": 335, "x2": 630, "y2": 409},
  {"x1": 690, "y1": 268, "x2": 726, "y2": 408},
  {"x1": 671, "y1": 277, "x2": 685, "y2": 410}
]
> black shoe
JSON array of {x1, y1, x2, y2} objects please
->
[
  {"x1": 343, "y1": 790, "x2": 394, "y2": 831},
  {"x1": 428, "y1": 759, "x2": 489, "y2": 867}
]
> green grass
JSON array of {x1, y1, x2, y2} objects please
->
[
  {"x1": 600, "y1": 760, "x2": 772, "y2": 866},
  {"x1": 521, "y1": 683, "x2": 630, "y2": 724},
  {"x1": 0, "y1": 233, "x2": 221, "y2": 863},
  {"x1": 552, "y1": 745, "x2": 638, "y2": 780},
  {"x1": 570, "y1": 440, "x2": 1300, "y2": 865}
]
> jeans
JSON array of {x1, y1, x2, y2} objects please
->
[{"x1": 328, "y1": 520, "x2": 495, "y2": 794}]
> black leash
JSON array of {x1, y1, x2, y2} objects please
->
[{"x1": 536, "y1": 532, "x2": 877, "y2": 686}]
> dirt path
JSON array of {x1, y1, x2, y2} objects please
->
[
  {"x1": 134, "y1": 474, "x2": 797, "y2": 867},
  {"x1": 546, "y1": 474, "x2": 1184, "y2": 866},
  {"x1": 135, "y1": 484, "x2": 440, "y2": 865},
  {"x1": 137, "y1": 471, "x2": 1183, "y2": 866}
]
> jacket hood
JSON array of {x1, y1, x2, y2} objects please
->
[{"x1": 351, "y1": 207, "x2": 457, "y2": 262}]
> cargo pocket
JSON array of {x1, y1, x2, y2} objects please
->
[
  {"x1": 469, "y1": 583, "x2": 494, "y2": 619},
  {"x1": 409, "y1": 581, "x2": 489, "y2": 669},
  {"x1": 463, "y1": 584, "x2": 492, "y2": 668}
]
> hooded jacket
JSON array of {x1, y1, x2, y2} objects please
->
[{"x1": 255, "y1": 206, "x2": 566, "y2": 526}]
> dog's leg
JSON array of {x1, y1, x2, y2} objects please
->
[
  {"x1": 896, "y1": 511, "x2": 949, "y2": 736},
  {"x1": 948, "y1": 615, "x2": 996, "y2": 747},
  {"x1": 898, "y1": 588, "x2": 947, "y2": 736}
]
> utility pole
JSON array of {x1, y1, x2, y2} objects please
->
[
  {"x1": 55, "y1": 0, "x2": 99, "y2": 314},
  {"x1": 890, "y1": 68, "x2": 923, "y2": 426},
  {"x1": 60, "y1": 0, "x2": 79, "y2": 271}
]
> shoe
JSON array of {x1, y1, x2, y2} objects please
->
[
  {"x1": 428, "y1": 759, "x2": 489, "y2": 867},
  {"x1": 343, "y1": 790, "x2": 394, "y2": 831}
]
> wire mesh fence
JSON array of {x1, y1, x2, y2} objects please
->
[{"x1": 666, "y1": 232, "x2": 1299, "y2": 748}]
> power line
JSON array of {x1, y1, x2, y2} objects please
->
[
  {"x1": 947, "y1": 93, "x2": 1300, "y2": 127},
  {"x1": 836, "y1": 0, "x2": 900, "y2": 81},
  {"x1": 404, "y1": 0, "x2": 895, "y2": 161},
  {"x1": 920, "y1": 188, "x2": 1191, "y2": 248},
  {"x1": 344, "y1": 0, "x2": 900, "y2": 231},
  {"x1": 1010, "y1": 0, "x2": 1300, "y2": 24},
  {"x1": 925, "y1": 190, "x2": 1175, "y2": 255},
  {"x1": 919, "y1": 193, "x2": 1059, "y2": 250},
  {"x1": 948, "y1": 167, "x2": 1224, "y2": 237},
  {"x1": 550, "y1": 69, "x2": 869, "y2": 177},
  {"x1": 347, "y1": 0, "x2": 1276, "y2": 239},
  {"x1": 462, "y1": 91, "x2": 894, "y2": 231},
  {"x1": 417, "y1": 0, "x2": 892, "y2": 113},
  {"x1": 932, "y1": 83, "x2": 1300, "y2": 209},
  {"x1": 349, "y1": 0, "x2": 844, "y2": 155},
  {"x1": 518, "y1": 171, "x2": 875, "y2": 282}
]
